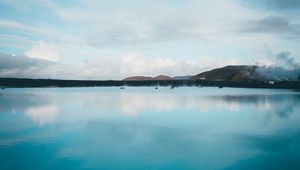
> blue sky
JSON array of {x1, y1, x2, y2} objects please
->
[{"x1": 0, "y1": 0, "x2": 300, "y2": 79}]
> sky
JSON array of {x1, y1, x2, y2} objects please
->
[{"x1": 0, "y1": 0, "x2": 300, "y2": 79}]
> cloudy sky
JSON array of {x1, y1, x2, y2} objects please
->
[{"x1": 0, "y1": 0, "x2": 300, "y2": 79}]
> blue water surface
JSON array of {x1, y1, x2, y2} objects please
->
[{"x1": 0, "y1": 87, "x2": 300, "y2": 170}]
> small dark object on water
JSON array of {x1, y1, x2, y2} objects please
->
[
  {"x1": 120, "y1": 86, "x2": 125, "y2": 89},
  {"x1": 155, "y1": 87, "x2": 158, "y2": 89}
]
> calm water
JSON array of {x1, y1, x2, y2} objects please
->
[{"x1": 1, "y1": 87, "x2": 300, "y2": 170}]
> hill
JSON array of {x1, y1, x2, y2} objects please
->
[
  {"x1": 123, "y1": 75, "x2": 172, "y2": 81},
  {"x1": 190, "y1": 65, "x2": 263, "y2": 81}
]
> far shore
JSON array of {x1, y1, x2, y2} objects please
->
[{"x1": 1, "y1": 78, "x2": 300, "y2": 90}]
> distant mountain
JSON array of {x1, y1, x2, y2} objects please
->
[
  {"x1": 123, "y1": 66, "x2": 262, "y2": 81},
  {"x1": 172, "y1": 75, "x2": 193, "y2": 80},
  {"x1": 123, "y1": 65, "x2": 300, "y2": 82},
  {"x1": 123, "y1": 76, "x2": 153, "y2": 81},
  {"x1": 154, "y1": 75, "x2": 172, "y2": 80},
  {"x1": 123, "y1": 75, "x2": 172, "y2": 81},
  {"x1": 190, "y1": 65, "x2": 263, "y2": 81}
]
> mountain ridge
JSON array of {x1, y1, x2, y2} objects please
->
[
  {"x1": 122, "y1": 65, "x2": 262, "y2": 81},
  {"x1": 190, "y1": 65, "x2": 263, "y2": 81},
  {"x1": 123, "y1": 65, "x2": 300, "y2": 82}
]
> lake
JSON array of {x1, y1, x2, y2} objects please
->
[{"x1": 1, "y1": 87, "x2": 300, "y2": 170}]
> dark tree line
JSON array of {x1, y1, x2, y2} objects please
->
[{"x1": 0, "y1": 78, "x2": 300, "y2": 89}]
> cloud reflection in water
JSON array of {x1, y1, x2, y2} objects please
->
[
  {"x1": 0, "y1": 88, "x2": 300, "y2": 170},
  {"x1": 25, "y1": 104, "x2": 59, "y2": 125}
]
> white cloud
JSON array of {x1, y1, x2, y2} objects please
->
[
  {"x1": 2, "y1": 0, "x2": 300, "y2": 65},
  {"x1": 73, "y1": 52, "x2": 241, "y2": 79},
  {"x1": 0, "y1": 52, "x2": 240, "y2": 79},
  {"x1": 25, "y1": 41, "x2": 60, "y2": 61}
]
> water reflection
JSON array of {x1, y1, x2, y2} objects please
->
[
  {"x1": 119, "y1": 92, "x2": 300, "y2": 117},
  {"x1": 25, "y1": 104, "x2": 59, "y2": 125},
  {"x1": 0, "y1": 88, "x2": 299, "y2": 132},
  {"x1": 0, "y1": 93, "x2": 60, "y2": 125},
  {"x1": 1, "y1": 89, "x2": 300, "y2": 124},
  {"x1": 119, "y1": 93, "x2": 176, "y2": 116},
  {"x1": 0, "y1": 87, "x2": 300, "y2": 170},
  {"x1": 0, "y1": 93, "x2": 55, "y2": 114}
]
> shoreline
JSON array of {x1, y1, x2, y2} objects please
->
[{"x1": 1, "y1": 78, "x2": 300, "y2": 90}]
